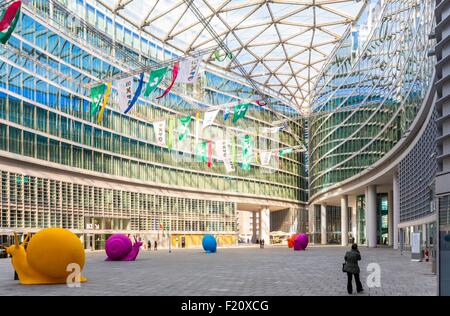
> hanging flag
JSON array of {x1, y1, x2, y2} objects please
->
[
  {"x1": 153, "y1": 120, "x2": 166, "y2": 147},
  {"x1": 144, "y1": 66, "x2": 168, "y2": 97},
  {"x1": 177, "y1": 116, "x2": 191, "y2": 141},
  {"x1": 157, "y1": 62, "x2": 179, "y2": 99},
  {"x1": 0, "y1": 1, "x2": 21, "y2": 45},
  {"x1": 224, "y1": 158, "x2": 235, "y2": 173},
  {"x1": 207, "y1": 141, "x2": 213, "y2": 168},
  {"x1": 256, "y1": 100, "x2": 268, "y2": 107},
  {"x1": 241, "y1": 135, "x2": 254, "y2": 171},
  {"x1": 196, "y1": 141, "x2": 208, "y2": 163},
  {"x1": 124, "y1": 73, "x2": 144, "y2": 114},
  {"x1": 262, "y1": 126, "x2": 279, "y2": 134},
  {"x1": 203, "y1": 109, "x2": 220, "y2": 129},
  {"x1": 176, "y1": 57, "x2": 203, "y2": 84},
  {"x1": 233, "y1": 103, "x2": 250, "y2": 123},
  {"x1": 259, "y1": 151, "x2": 273, "y2": 166},
  {"x1": 117, "y1": 77, "x2": 133, "y2": 113},
  {"x1": 280, "y1": 147, "x2": 294, "y2": 157},
  {"x1": 97, "y1": 82, "x2": 112, "y2": 124},
  {"x1": 195, "y1": 112, "x2": 201, "y2": 147},
  {"x1": 223, "y1": 107, "x2": 231, "y2": 121},
  {"x1": 213, "y1": 50, "x2": 233, "y2": 62},
  {"x1": 168, "y1": 117, "x2": 175, "y2": 150},
  {"x1": 90, "y1": 84, "x2": 106, "y2": 115},
  {"x1": 280, "y1": 121, "x2": 289, "y2": 131},
  {"x1": 187, "y1": 56, "x2": 203, "y2": 84},
  {"x1": 215, "y1": 140, "x2": 226, "y2": 160},
  {"x1": 216, "y1": 140, "x2": 234, "y2": 173}
]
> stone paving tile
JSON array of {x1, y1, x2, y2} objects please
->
[{"x1": 0, "y1": 246, "x2": 436, "y2": 296}]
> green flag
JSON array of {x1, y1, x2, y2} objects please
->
[
  {"x1": 196, "y1": 141, "x2": 208, "y2": 163},
  {"x1": 177, "y1": 116, "x2": 191, "y2": 141},
  {"x1": 144, "y1": 66, "x2": 168, "y2": 97},
  {"x1": 241, "y1": 135, "x2": 253, "y2": 171},
  {"x1": 233, "y1": 103, "x2": 250, "y2": 123},
  {"x1": 280, "y1": 148, "x2": 294, "y2": 157},
  {"x1": 91, "y1": 84, "x2": 106, "y2": 115},
  {"x1": 0, "y1": 1, "x2": 21, "y2": 45}
]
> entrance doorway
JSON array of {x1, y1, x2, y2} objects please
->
[{"x1": 377, "y1": 194, "x2": 389, "y2": 245}]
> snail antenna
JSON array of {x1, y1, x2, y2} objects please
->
[{"x1": 13, "y1": 232, "x2": 19, "y2": 247}]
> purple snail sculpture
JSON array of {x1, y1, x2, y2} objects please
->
[
  {"x1": 294, "y1": 233, "x2": 309, "y2": 251},
  {"x1": 105, "y1": 234, "x2": 142, "y2": 261}
]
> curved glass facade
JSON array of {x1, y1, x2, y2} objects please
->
[
  {"x1": 308, "y1": 0, "x2": 436, "y2": 197},
  {"x1": 0, "y1": 0, "x2": 307, "y2": 203}
]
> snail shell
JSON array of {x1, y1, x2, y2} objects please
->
[
  {"x1": 27, "y1": 228, "x2": 85, "y2": 279},
  {"x1": 202, "y1": 234, "x2": 217, "y2": 253},
  {"x1": 105, "y1": 234, "x2": 132, "y2": 260}
]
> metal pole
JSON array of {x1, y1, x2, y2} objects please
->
[{"x1": 169, "y1": 231, "x2": 172, "y2": 253}]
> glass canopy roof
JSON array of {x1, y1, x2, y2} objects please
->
[{"x1": 95, "y1": 0, "x2": 365, "y2": 113}]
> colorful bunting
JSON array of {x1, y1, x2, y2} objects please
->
[
  {"x1": 153, "y1": 120, "x2": 166, "y2": 147},
  {"x1": 124, "y1": 73, "x2": 144, "y2": 114},
  {"x1": 233, "y1": 103, "x2": 250, "y2": 123},
  {"x1": 0, "y1": 1, "x2": 21, "y2": 45},
  {"x1": 177, "y1": 116, "x2": 191, "y2": 141},
  {"x1": 203, "y1": 109, "x2": 220, "y2": 129},
  {"x1": 144, "y1": 66, "x2": 168, "y2": 97},
  {"x1": 97, "y1": 82, "x2": 112, "y2": 124},
  {"x1": 157, "y1": 62, "x2": 179, "y2": 99},
  {"x1": 90, "y1": 84, "x2": 106, "y2": 115}
]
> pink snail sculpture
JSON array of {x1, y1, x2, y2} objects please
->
[
  {"x1": 294, "y1": 233, "x2": 309, "y2": 251},
  {"x1": 105, "y1": 234, "x2": 142, "y2": 261}
]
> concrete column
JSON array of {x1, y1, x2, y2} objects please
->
[
  {"x1": 388, "y1": 190, "x2": 394, "y2": 246},
  {"x1": 308, "y1": 204, "x2": 315, "y2": 244},
  {"x1": 252, "y1": 212, "x2": 257, "y2": 243},
  {"x1": 367, "y1": 185, "x2": 377, "y2": 248},
  {"x1": 341, "y1": 195, "x2": 348, "y2": 246},
  {"x1": 321, "y1": 204, "x2": 327, "y2": 245},
  {"x1": 393, "y1": 171, "x2": 400, "y2": 250},
  {"x1": 259, "y1": 208, "x2": 270, "y2": 244},
  {"x1": 351, "y1": 196, "x2": 357, "y2": 242},
  {"x1": 422, "y1": 223, "x2": 428, "y2": 248}
]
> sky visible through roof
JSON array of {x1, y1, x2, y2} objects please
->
[{"x1": 95, "y1": 0, "x2": 365, "y2": 114}]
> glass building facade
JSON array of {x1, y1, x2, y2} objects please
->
[
  {"x1": 309, "y1": 0, "x2": 435, "y2": 197},
  {"x1": 0, "y1": 0, "x2": 308, "y2": 248}
]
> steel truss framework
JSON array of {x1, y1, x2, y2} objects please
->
[{"x1": 94, "y1": 0, "x2": 365, "y2": 113}]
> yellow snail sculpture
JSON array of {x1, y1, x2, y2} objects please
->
[{"x1": 5, "y1": 228, "x2": 87, "y2": 285}]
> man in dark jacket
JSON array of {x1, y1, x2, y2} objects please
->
[{"x1": 344, "y1": 244, "x2": 364, "y2": 294}]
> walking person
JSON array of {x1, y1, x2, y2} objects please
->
[
  {"x1": 154, "y1": 240, "x2": 157, "y2": 251},
  {"x1": 147, "y1": 240, "x2": 152, "y2": 251},
  {"x1": 343, "y1": 244, "x2": 364, "y2": 295}
]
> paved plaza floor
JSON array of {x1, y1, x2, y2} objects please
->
[{"x1": 0, "y1": 246, "x2": 436, "y2": 296}]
